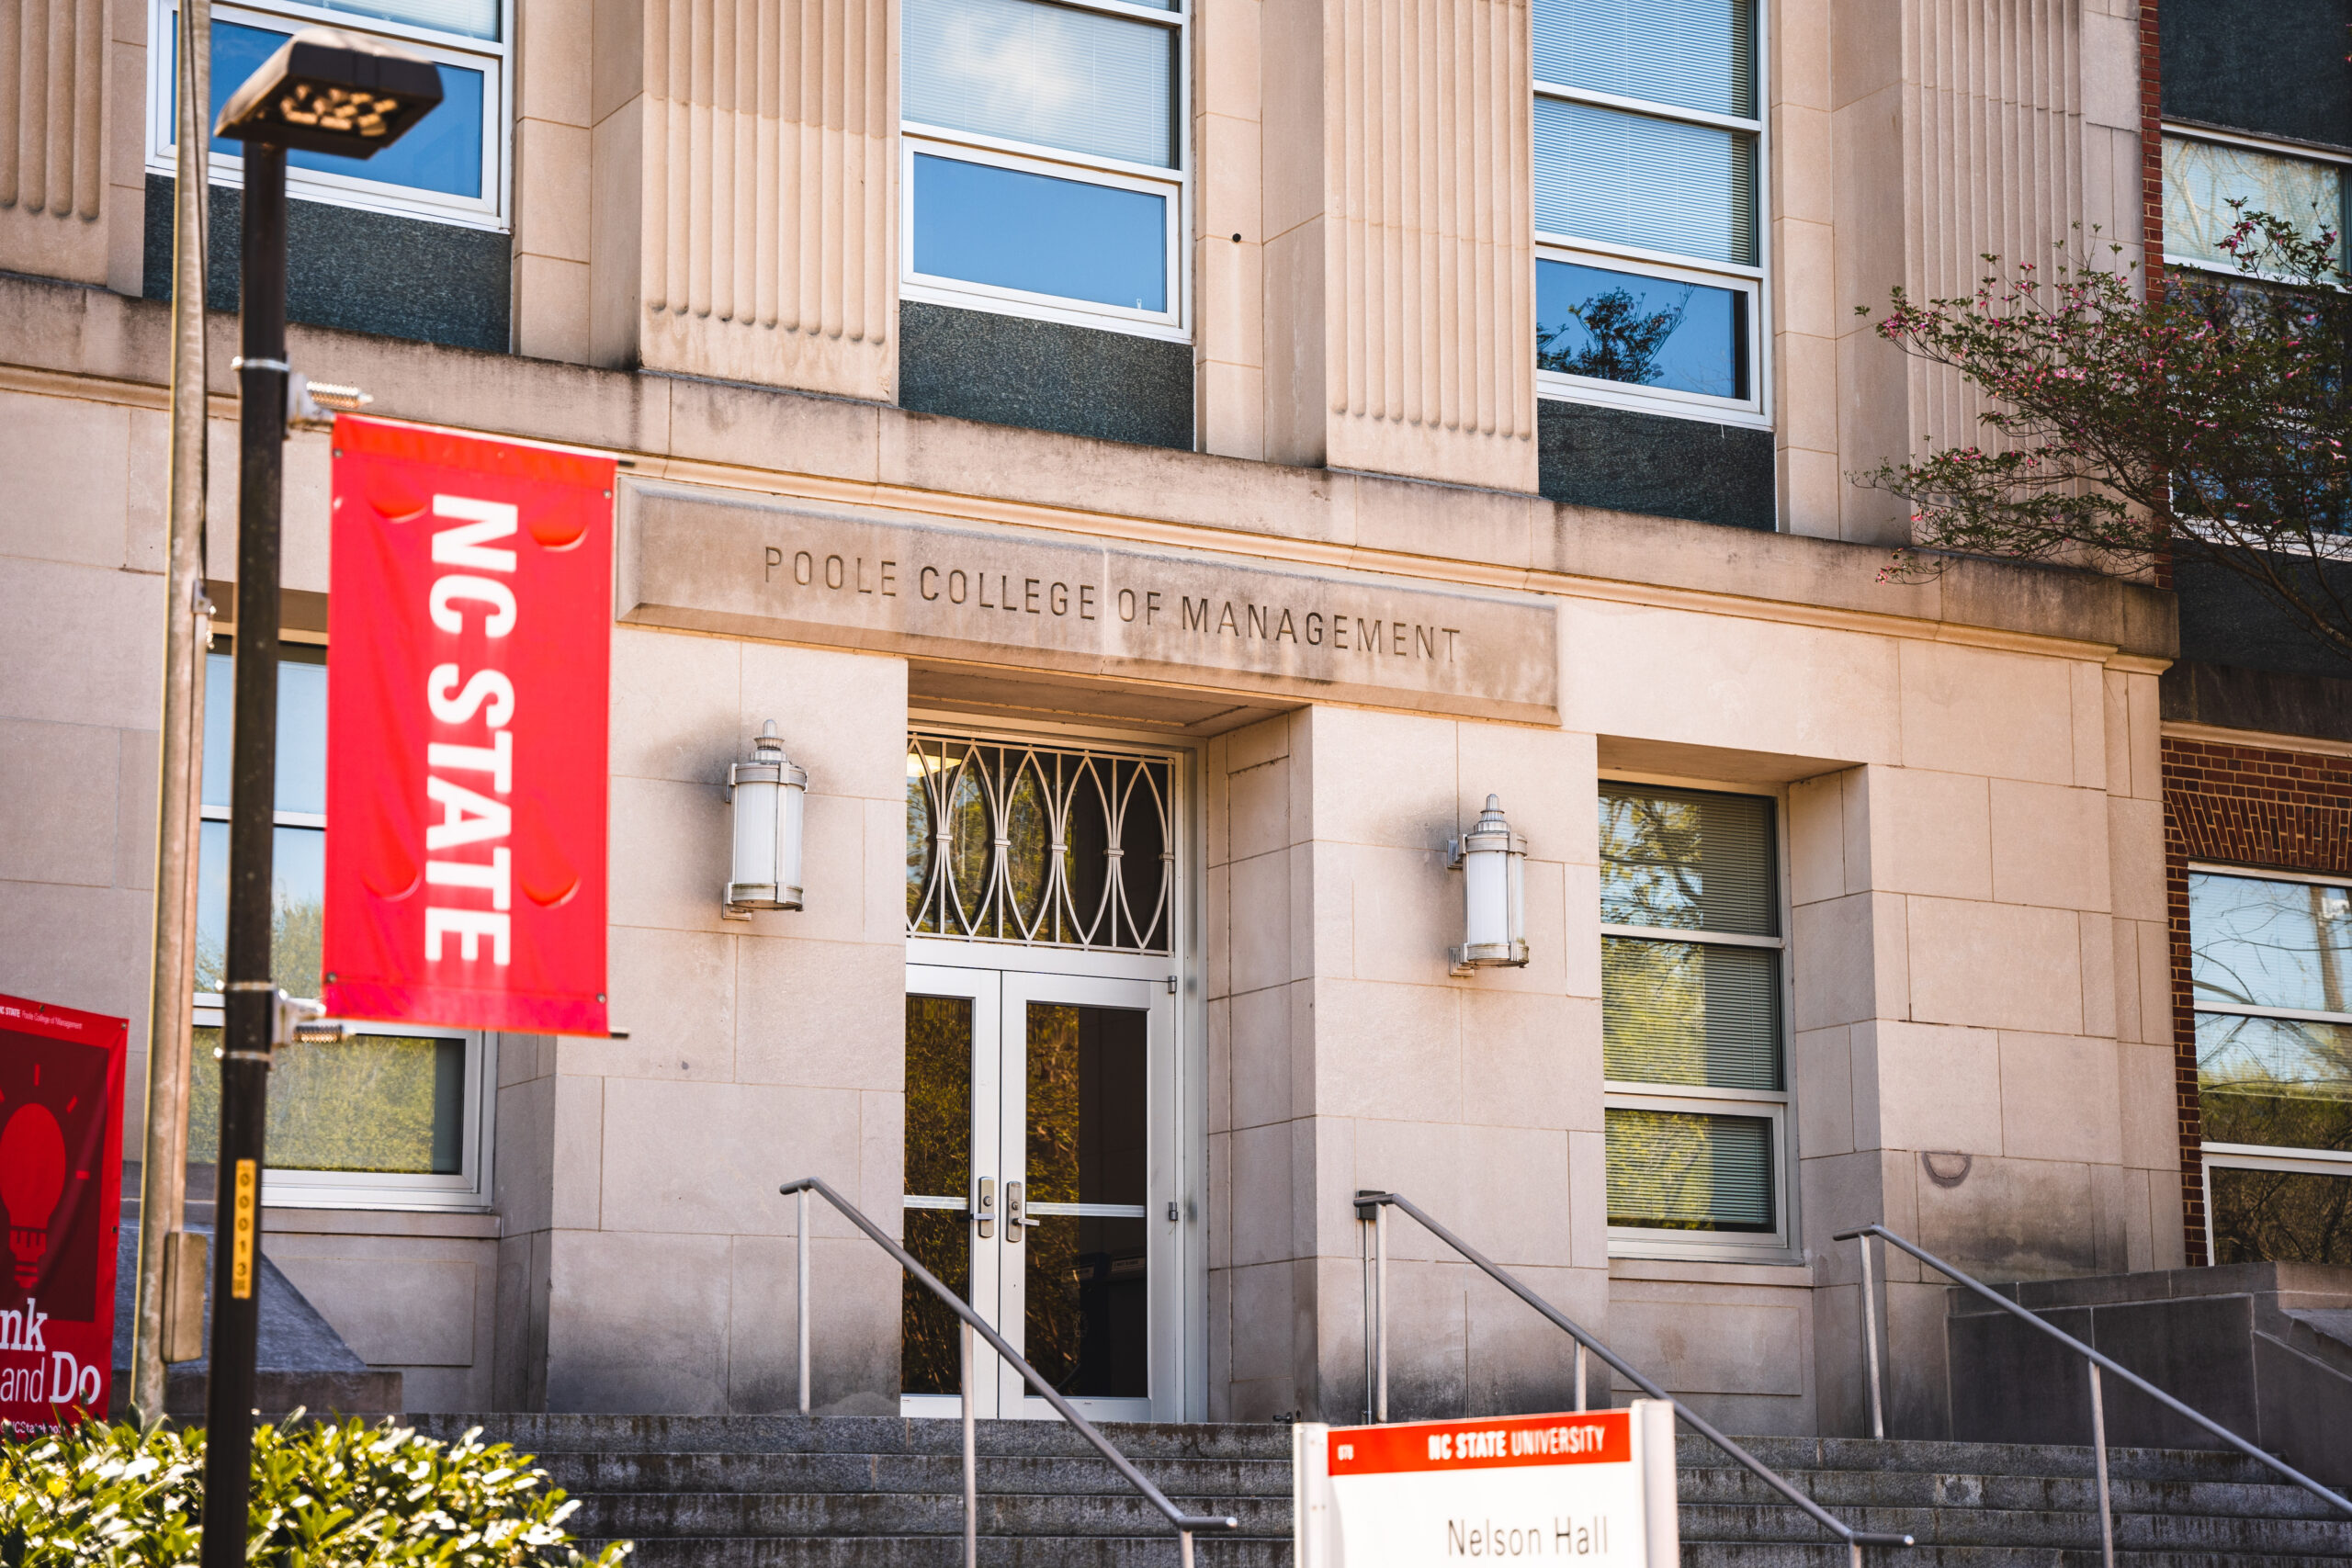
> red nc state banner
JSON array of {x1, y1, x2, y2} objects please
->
[
  {"x1": 0, "y1": 993, "x2": 126, "y2": 1430},
  {"x1": 322, "y1": 417, "x2": 616, "y2": 1035}
]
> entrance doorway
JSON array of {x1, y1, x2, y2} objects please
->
[{"x1": 901, "y1": 729, "x2": 1188, "y2": 1421}]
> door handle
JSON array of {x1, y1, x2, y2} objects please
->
[
  {"x1": 1005, "y1": 1180, "x2": 1026, "y2": 1242},
  {"x1": 976, "y1": 1177, "x2": 994, "y2": 1239}
]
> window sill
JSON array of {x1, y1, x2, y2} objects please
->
[
  {"x1": 260, "y1": 1206, "x2": 501, "y2": 1239},
  {"x1": 1608, "y1": 1255, "x2": 1813, "y2": 1288}
]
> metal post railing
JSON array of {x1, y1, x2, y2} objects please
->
[
  {"x1": 961, "y1": 1320, "x2": 978, "y2": 1568},
  {"x1": 1375, "y1": 1201, "x2": 1389, "y2": 1424},
  {"x1": 1835, "y1": 1222, "x2": 2352, "y2": 1534},
  {"x1": 782, "y1": 1176, "x2": 1238, "y2": 1562},
  {"x1": 1355, "y1": 1190, "x2": 1913, "y2": 1560},
  {"x1": 797, "y1": 1186, "x2": 811, "y2": 1416},
  {"x1": 1857, "y1": 1222, "x2": 1884, "y2": 1440}
]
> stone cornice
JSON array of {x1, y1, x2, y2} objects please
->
[{"x1": 0, "y1": 272, "x2": 2177, "y2": 666}]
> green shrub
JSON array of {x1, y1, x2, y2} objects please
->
[{"x1": 0, "y1": 1414, "x2": 631, "y2": 1567}]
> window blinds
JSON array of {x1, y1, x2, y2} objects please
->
[
  {"x1": 903, "y1": 0, "x2": 1178, "y2": 169},
  {"x1": 1533, "y1": 98, "x2": 1756, "y2": 267},
  {"x1": 1604, "y1": 1108, "x2": 1774, "y2": 1231},
  {"x1": 1533, "y1": 0, "x2": 1754, "y2": 118},
  {"x1": 1600, "y1": 784, "x2": 1777, "y2": 936},
  {"x1": 1601, "y1": 937, "x2": 1781, "y2": 1089}
]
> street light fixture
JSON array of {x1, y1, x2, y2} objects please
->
[{"x1": 201, "y1": 31, "x2": 439, "y2": 1568}]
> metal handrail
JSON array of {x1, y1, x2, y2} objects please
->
[
  {"x1": 1836, "y1": 1220, "x2": 2352, "y2": 1558},
  {"x1": 780, "y1": 1176, "x2": 1239, "y2": 1568},
  {"x1": 1356, "y1": 1190, "x2": 1914, "y2": 1567}
]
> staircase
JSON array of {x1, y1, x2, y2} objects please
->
[{"x1": 413, "y1": 1416, "x2": 2352, "y2": 1568}]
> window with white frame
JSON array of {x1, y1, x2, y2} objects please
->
[
  {"x1": 1600, "y1": 783, "x2": 1789, "y2": 1255},
  {"x1": 148, "y1": 0, "x2": 509, "y2": 229},
  {"x1": 2190, "y1": 866, "x2": 2352, "y2": 1265},
  {"x1": 1531, "y1": 0, "x2": 1763, "y2": 423},
  {"x1": 900, "y1": 0, "x2": 1187, "y2": 339},
  {"x1": 2163, "y1": 128, "x2": 2348, "y2": 276},
  {"x1": 193, "y1": 637, "x2": 493, "y2": 1209}
]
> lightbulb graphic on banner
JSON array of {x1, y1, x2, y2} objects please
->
[{"x1": 0, "y1": 1103, "x2": 64, "y2": 1288}]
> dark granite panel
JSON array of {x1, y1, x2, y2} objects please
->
[
  {"x1": 2161, "y1": 0, "x2": 2352, "y2": 150},
  {"x1": 2159, "y1": 660, "x2": 2352, "y2": 743},
  {"x1": 898, "y1": 300, "x2": 1193, "y2": 450},
  {"x1": 1537, "y1": 399, "x2": 1775, "y2": 532},
  {"x1": 143, "y1": 174, "x2": 510, "y2": 354},
  {"x1": 1948, "y1": 1305, "x2": 2097, "y2": 1445},
  {"x1": 2176, "y1": 558, "x2": 2352, "y2": 682},
  {"x1": 2253, "y1": 1329, "x2": 2352, "y2": 1484},
  {"x1": 2086, "y1": 1296, "x2": 2261, "y2": 1450}
]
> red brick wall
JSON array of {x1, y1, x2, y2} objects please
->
[{"x1": 2162, "y1": 736, "x2": 2352, "y2": 1264}]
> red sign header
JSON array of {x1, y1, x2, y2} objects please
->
[
  {"x1": 1328, "y1": 1411, "x2": 1632, "y2": 1476},
  {"x1": 0, "y1": 993, "x2": 125, "y2": 1431},
  {"x1": 322, "y1": 417, "x2": 616, "y2": 1035}
]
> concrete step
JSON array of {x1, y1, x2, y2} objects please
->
[
  {"x1": 1687, "y1": 1437, "x2": 2303, "y2": 1489},
  {"x1": 416, "y1": 1414, "x2": 1295, "y2": 1461},
  {"x1": 1678, "y1": 1504, "x2": 2352, "y2": 1555},
  {"x1": 537, "y1": 1450, "x2": 1296, "y2": 1498},
  {"x1": 570, "y1": 1490, "x2": 1292, "y2": 1540},
  {"x1": 1680, "y1": 1467, "x2": 2347, "y2": 1523},
  {"x1": 584, "y1": 1538, "x2": 1289, "y2": 1568}
]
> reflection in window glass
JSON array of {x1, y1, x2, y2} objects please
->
[
  {"x1": 2189, "y1": 872, "x2": 2352, "y2": 1015},
  {"x1": 1605, "y1": 1107, "x2": 1772, "y2": 1231},
  {"x1": 2197, "y1": 1013, "x2": 2352, "y2": 1152},
  {"x1": 1538, "y1": 260, "x2": 1746, "y2": 399},
  {"x1": 200, "y1": 645, "x2": 329, "y2": 813},
  {"x1": 911, "y1": 153, "x2": 1166, "y2": 312},
  {"x1": 189, "y1": 1027, "x2": 465, "y2": 1173},
  {"x1": 180, "y1": 17, "x2": 487, "y2": 198},
  {"x1": 2164, "y1": 135, "x2": 2344, "y2": 270},
  {"x1": 1601, "y1": 937, "x2": 1779, "y2": 1090},
  {"x1": 1599, "y1": 784, "x2": 1776, "y2": 934},
  {"x1": 902, "y1": 0, "x2": 1176, "y2": 168},
  {"x1": 2211, "y1": 1165, "x2": 2352, "y2": 1265},
  {"x1": 902, "y1": 995, "x2": 975, "y2": 1397},
  {"x1": 195, "y1": 822, "x2": 324, "y2": 995},
  {"x1": 1025, "y1": 1003, "x2": 1148, "y2": 1399}
]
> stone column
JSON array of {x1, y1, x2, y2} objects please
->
[
  {"x1": 1819, "y1": 0, "x2": 2141, "y2": 543},
  {"x1": 0, "y1": 0, "x2": 125, "y2": 288},
  {"x1": 1204, "y1": 706, "x2": 1602, "y2": 1422},
  {"x1": 594, "y1": 0, "x2": 897, "y2": 399},
  {"x1": 1254, "y1": 0, "x2": 1536, "y2": 491}
]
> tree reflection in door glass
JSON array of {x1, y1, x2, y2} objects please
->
[
  {"x1": 904, "y1": 995, "x2": 974, "y2": 1396},
  {"x1": 1026, "y1": 1003, "x2": 1148, "y2": 1398}
]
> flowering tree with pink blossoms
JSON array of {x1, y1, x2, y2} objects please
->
[{"x1": 1858, "y1": 211, "x2": 2352, "y2": 667}]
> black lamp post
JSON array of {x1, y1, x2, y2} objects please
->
[{"x1": 202, "y1": 33, "x2": 438, "y2": 1567}]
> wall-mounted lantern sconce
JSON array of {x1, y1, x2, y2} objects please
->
[
  {"x1": 725, "y1": 721, "x2": 808, "y2": 919},
  {"x1": 1449, "y1": 794, "x2": 1528, "y2": 974}
]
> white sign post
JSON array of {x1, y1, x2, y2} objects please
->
[{"x1": 1295, "y1": 1404, "x2": 1680, "y2": 1568}]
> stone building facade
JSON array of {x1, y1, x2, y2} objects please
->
[{"x1": 0, "y1": 0, "x2": 2238, "y2": 1439}]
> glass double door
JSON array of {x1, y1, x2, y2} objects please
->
[{"x1": 904, "y1": 961, "x2": 1176, "y2": 1420}]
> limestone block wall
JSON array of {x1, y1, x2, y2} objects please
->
[
  {"x1": 1786, "y1": 648, "x2": 2177, "y2": 1439},
  {"x1": 1250, "y1": 0, "x2": 1537, "y2": 491},
  {"x1": 1204, "y1": 705, "x2": 1600, "y2": 1423},
  {"x1": 505, "y1": 631, "x2": 908, "y2": 1413}
]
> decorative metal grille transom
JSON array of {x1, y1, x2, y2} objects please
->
[{"x1": 906, "y1": 732, "x2": 1174, "y2": 953}]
